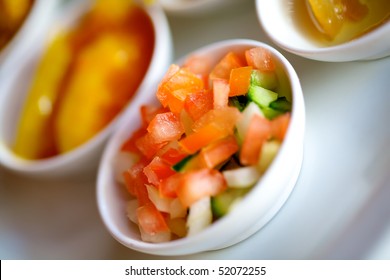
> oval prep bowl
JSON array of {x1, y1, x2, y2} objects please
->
[
  {"x1": 256, "y1": 0, "x2": 390, "y2": 62},
  {"x1": 0, "y1": 1, "x2": 173, "y2": 177},
  {"x1": 97, "y1": 39, "x2": 305, "y2": 256}
]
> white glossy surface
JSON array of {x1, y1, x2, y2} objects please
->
[
  {"x1": 160, "y1": 0, "x2": 245, "y2": 16},
  {"x1": 0, "y1": 0, "x2": 389, "y2": 259},
  {"x1": 0, "y1": 0, "x2": 172, "y2": 177},
  {"x1": 256, "y1": 0, "x2": 390, "y2": 62},
  {"x1": 97, "y1": 39, "x2": 304, "y2": 256}
]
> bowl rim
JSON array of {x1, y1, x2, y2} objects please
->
[
  {"x1": 0, "y1": 1, "x2": 173, "y2": 176},
  {"x1": 96, "y1": 38, "x2": 305, "y2": 255},
  {"x1": 255, "y1": 0, "x2": 390, "y2": 61}
]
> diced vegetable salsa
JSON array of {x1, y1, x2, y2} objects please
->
[{"x1": 115, "y1": 46, "x2": 292, "y2": 242}]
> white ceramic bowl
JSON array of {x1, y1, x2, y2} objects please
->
[
  {"x1": 0, "y1": 1, "x2": 172, "y2": 177},
  {"x1": 0, "y1": 0, "x2": 60, "y2": 68},
  {"x1": 256, "y1": 0, "x2": 390, "y2": 62},
  {"x1": 97, "y1": 39, "x2": 305, "y2": 256}
]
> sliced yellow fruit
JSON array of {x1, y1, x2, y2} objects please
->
[
  {"x1": 306, "y1": 0, "x2": 345, "y2": 39},
  {"x1": 306, "y1": 0, "x2": 370, "y2": 40},
  {"x1": 13, "y1": 34, "x2": 72, "y2": 159},
  {"x1": 54, "y1": 33, "x2": 143, "y2": 153}
]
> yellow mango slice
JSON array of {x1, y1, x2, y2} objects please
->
[
  {"x1": 306, "y1": 0, "x2": 345, "y2": 39},
  {"x1": 13, "y1": 34, "x2": 71, "y2": 159},
  {"x1": 54, "y1": 33, "x2": 144, "y2": 153}
]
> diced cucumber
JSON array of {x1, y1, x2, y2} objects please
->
[
  {"x1": 228, "y1": 95, "x2": 247, "y2": 112},
  {"x1": 251, "y1": 69, "x2": 278, "y2": 90},
  {"x1": 275, "y1": 66, "x2": 292, "y2": 101},
  {"x1": 261, "y1": 106, "x2": 284, "y2": 120},
  {"x1": 222, "y1": 166, "x2": 261, "y2": 188},
  {"x1": 172, "y1": 153, "x2": 198, "y2": 172},
  {"x1": 146, "y1": 184, "x2": 172, "y2": 213},
  {"x1": 269, "y1": 96, "x2": 292, "y2": 112},
  {"x1": 248, "y1": 85, "x2": 278, "y2": 108},
  {"x1": 187, "y1": 197, "x2": 212, "y2": 236},
  {"x1": 236, "y1": 102, "x2": 264, "y2": 142},
  {"x1": 258, "y1": 140, "x2": 281, "y2": 173},
  {"x1": 211, "y1": 188, "x2": 248, "y2": 218}
]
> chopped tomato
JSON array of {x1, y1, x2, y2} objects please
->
[
  {"x1": 271, "y1": 112, "x2": 290, "y2": 141},
  {"x1": 135, "y1": 133, "x2": 167, "y2": 159},
  {"x1": 123, "y1": 159, "x2": 150, "y2": 203},
  {"x1": 157, "y1": 67, "x2": 204, "y2": 108},
  {"x1": 176, "y1": 169, "x2": 227, "y2": 208},
  {"x1": 147, "y1": 112, "x2": 184, "y2": 143},
  {"x1": 159, "y1": 173, "x2": 182, "y2": 198},
  {"x1": 229, "y1": 66, "x2": 252, "y2": 96},
  {"x1": 192, "y1": 107, "x2": 241, "y2": 135},
  {"x1": 143, "y1": 156, "x2": 176, "y2": 186},
  {"x1": 120, "y1": 126, "x2": 146, "y2": 153},
  {"x1": 116, "y1": 46, "x2": 291, "y2": 242},
  {"x1": 184, "y1": 55, "x2": 213, "y2": 77},
  {"x1": 179, "y1": 123, "x2": 230, "y2": 154},
  {"x1": 140, "y1": 105, "x2": 166, "y2": 127},
  {"x1": 245, "y1": 47, "x2": 275, "y2": 72},
  {"x1": 137, "y1": 203, "x2": 170, "y2": 235},
  {"x1": 240, "y1": 114, "x2": 271, "y2": 165},
  {"x1": 156, "y1": 64, "x2": 180, "y2": 107},
  {"x1": 168, "y1": 88, "x2": 198, "y2": 114},
  {"x1": 183, "y1": 55, "x2": 213, "y2": 87},
  {"x1": 199, "y1": 136, "x2": 239, "y2": 169},
  {"x1": 213, "y1": 78, "x2": 230, "y2": 109},
  {"x1": 184, "y1": 89, "x2": 213, "y2": 121},
  {"x1": 209, "y1": 52, "x2": 245, "y2": 80},
  {"x1": 158, "y1": 144, "x2": 188, "y2": 166}
]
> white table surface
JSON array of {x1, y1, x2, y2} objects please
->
[{"x1": 1, "y1": 0, "x2": 389, "y2": 260}]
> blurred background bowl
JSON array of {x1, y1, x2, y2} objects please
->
[
  {"x1": 0, "y1": 0, "x2": 173, "y2": 177},
  {"x1": 256, "y1": 0, "x2": 390, "y2": 62},
  {"x1": 97, "y1": 38, "x2": 305, "y2": 256},
  {"x1": 0, "y1": 0, "x2": 60, "y2": 69}
]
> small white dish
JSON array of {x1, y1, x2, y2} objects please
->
[
  {"x1": 256, "y1": 0, "x2": 390, "y2": 62},
  {"x1": 97, "y1": 39, "x2": 305, "y2": 256},
  {"x1": 0, "y1": 1, "x2": 173, "y2": 177}
]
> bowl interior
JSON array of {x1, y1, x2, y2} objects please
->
[
  {"x1": 97, "y1": 39, "x2": 305, "y2": 256},
  {"x1": 256, "y1": 0, "x2": 390, "y2": 61},
  {"x1": 0, "y1": 1, "x2": 172, "y2": 176}
]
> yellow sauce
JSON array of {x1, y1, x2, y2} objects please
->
[{"x1": 292, "y1": 0, "x2": 390, "y2": 45}]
